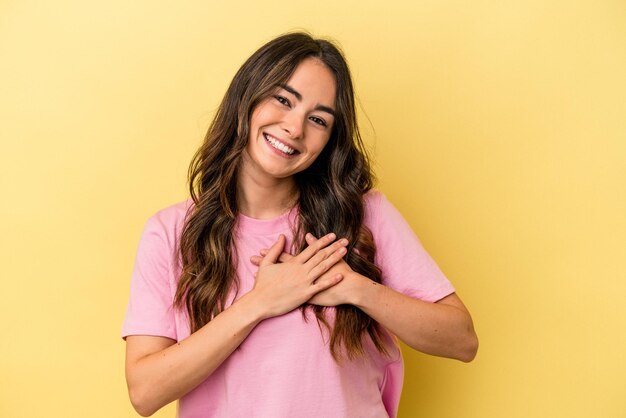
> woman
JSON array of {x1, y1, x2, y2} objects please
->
[{"x1": 122, "y1": 32, "x2": 478, "y2": 418}]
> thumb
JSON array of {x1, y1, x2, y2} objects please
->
[
  {"x1": 259, "y1": 234, "x2": 285, "y2": 266},
  {"x1": 260, "y1": 248, "x2": 294, "y2": 263}
]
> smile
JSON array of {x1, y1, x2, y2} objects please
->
[{"x1": 263, "y1": 133, "x2": 298, "y2": 156}]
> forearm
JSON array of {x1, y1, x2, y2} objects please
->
[
  {"x1": 126, "y1": 293, "x2": 263, "y2": 416},
  {"x1": 350, "y1": 274, "x2": 478, "y2": 362}
]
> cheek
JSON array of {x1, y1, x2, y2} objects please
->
[
  {"x1": 249, "y1": 104, "x2": 270, "y2": 130},
  {"x1": 314, "y1": 135, "x2": 332, "y2": 155},
  {"x1": 305, "y1": 137, "x2": 332, "y2": 166},
  {"x1": 249, "y1": 111, "x2": 261, "y2": 133}
]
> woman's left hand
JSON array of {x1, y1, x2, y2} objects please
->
[
  {"x1": 305, "y1": 257, "x2": 357, "y2": 306},
  {"x1": 252, "y1": 235, "x2": 479, "y2": 362},
  {"x1": 250, "y1": 234, "x2": 362, "y2": 307}
]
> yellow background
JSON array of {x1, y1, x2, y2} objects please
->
[{"x1": 1, "y1": 1, "x2": 625, "y2": 417}]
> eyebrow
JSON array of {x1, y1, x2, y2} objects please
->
[{"x1": 279, "y1": 83, "x2": 336, "y2": 117}]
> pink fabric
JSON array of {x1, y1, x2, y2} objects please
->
[{"x1": 122, "y1": 191, "x2": 455, "y2": 418}]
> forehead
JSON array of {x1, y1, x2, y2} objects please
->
[{"x1": 283, "y1": 58, "x2": 337, "y2": 108}]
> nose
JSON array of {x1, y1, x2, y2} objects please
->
[{"x1": 281, "y1": 110, "x2": 305, "y2": 139}]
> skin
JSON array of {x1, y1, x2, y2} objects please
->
[
  {"x1": 251, "y1": 234, "x2": 479, "y2": 362},
  {"x1": 237, "y1": 57, "x2": 336, "y2": 219},
  {"x1": 125, "y1": 233, "x2": 347, "y2": 417},
  {"x1": 125, "y1": 57, "x2": 478, "y2": 417}
]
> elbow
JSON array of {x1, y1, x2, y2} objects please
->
[
  {"x1": 458, "y1": 330, "x2": 479, "y2": 363},
  {"x1": 128, "y1": 385, "x2": 159, "y2": 417}
]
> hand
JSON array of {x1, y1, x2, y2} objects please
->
[
  {"x1": 251, "y1": 233, "x2": 361, "y2": 307},
  {"x1": 250, "y1": 233, "x2": 348, "y2": 319}
]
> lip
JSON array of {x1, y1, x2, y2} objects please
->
[{"x1": 263, "y1": 133, "x2": 300, "y2": 157}]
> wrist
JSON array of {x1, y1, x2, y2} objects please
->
[
  {"x1": 233, "y1": 291, "x2": 266, "y2": 325},
  {"x1": 347, "y1": 271, "x2": 378, "y2": 307}
]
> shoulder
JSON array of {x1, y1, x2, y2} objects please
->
[
  {"x1": 148, "y1": 198, "x2": 194, "y2": 227},
  {"x1": 363, "y1": 189, "x2": 394, "y2": 226},
  {"x1": 363, "y1": 189, "x2": 384, "y2": 212},
  {"x1": 362, "y1": 190, "x2": 415, "y2": 244},
  {"x1": 142, "y1": 198, "x2": 195, "y2": 248}
]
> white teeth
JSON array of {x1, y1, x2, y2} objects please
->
[{"x1": 264, "y1": 134, "x2": 295, "y2": 155}]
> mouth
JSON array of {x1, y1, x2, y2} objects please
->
[{"x1": 263, "y1": 133, "x2": 300, "y2": 156}]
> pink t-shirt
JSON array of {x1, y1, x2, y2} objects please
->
[{"x1": 122, "y1": 191, "x2": 454, "y2": 418}]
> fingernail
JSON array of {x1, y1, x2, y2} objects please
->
[
  {"x1": 341, "y1": 238, "x2": 348, "y2": 245},
  {"x1": 328, "y1": 233, "x2": 336, "y2": 240}
]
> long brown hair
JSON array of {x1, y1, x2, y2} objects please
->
[{"x1": 175, "y1": 32, "x2": 388, "y2": 360}]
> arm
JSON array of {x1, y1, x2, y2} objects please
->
[
  {"x1": 345, "y1": 273, "x2": 478, "y2": 362},
  {"x1": 125, "y1": 293, "x2": 264, "y2": 417},
  {"x1": 353, "y1": 192, "x2": 478, "y2": 361},
  {"x1": 303, "y1": 218, "x2": 478, "y2": 362},
  {"x1": 125, "y1": 233, "x2": 348, "y2": 416},
  {"x1": 252, "y1": 237, "x2": 478, "y2": 362}
]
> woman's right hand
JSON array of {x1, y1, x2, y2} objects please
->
[
  {"x1": 250, "y1": 232, "x2": 348, "y2": 319},
  {"x1": 125, "y1": 233, "x2": 348, "y2": 416}
]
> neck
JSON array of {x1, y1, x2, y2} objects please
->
[{"x1": 237, "y1": 153, "x2": 298, "y2": 220}]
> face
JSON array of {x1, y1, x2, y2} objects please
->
[{"x1": 243, "y1": 57, "x2": 337, "y2": 182}]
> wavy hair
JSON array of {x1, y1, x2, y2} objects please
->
[{"x1": 175, "y1": 32, "x2": 388, "y2": 360}]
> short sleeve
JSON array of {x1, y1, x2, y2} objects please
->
[
  {"x1": 365, "y1": 191, "x2": 455, "y2": 302},
  {"x1": 121, "y1": 215, "x2": 177, "y2": 340}
]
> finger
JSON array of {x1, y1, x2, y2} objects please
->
[
  {"x1": 278, "y1": 252, "x2": 294, "y2": 263},
  {"x1": 310, "y1": 273, "x2": 343, "y2": 294},
  {"x1": 295, "y1": 232, "x2": 337, "y2": 263},
  {"x1": 258, "y1": 249, "x2": 293, "y2": 262},
  {"x1": 252, "y1": 251, "x2": 292, "y2": 266},
  {"x1": 259, "y1": 234, "x2": 285, "y2": 266},
  {"x1": 250, "y1": 255, "x2": 263, "y2": 266},
  {"x1": 305, "y1": 238, "x2": 348, "y2": 269},
  {"x1": 305, "y1": 233, "x2": 317, "y2": 245},
  {"x1": 308, "y1": 245, "x2": 347, "y2": 278}
]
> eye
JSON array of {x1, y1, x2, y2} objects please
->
[
  {"x1": 274, "y1": 95, "x2": 291, "y2": 107},
  {"x1": 309, "y1": 116, "x2": 328, "y2": 127}
]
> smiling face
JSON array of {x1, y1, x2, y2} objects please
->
[{"x1": 242, "y1": 57, "x2": 337, "y2": 183}]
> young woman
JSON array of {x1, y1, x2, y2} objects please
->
[{"x1": 122, "y1": 32, "x2": 478, "y2": 418}]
